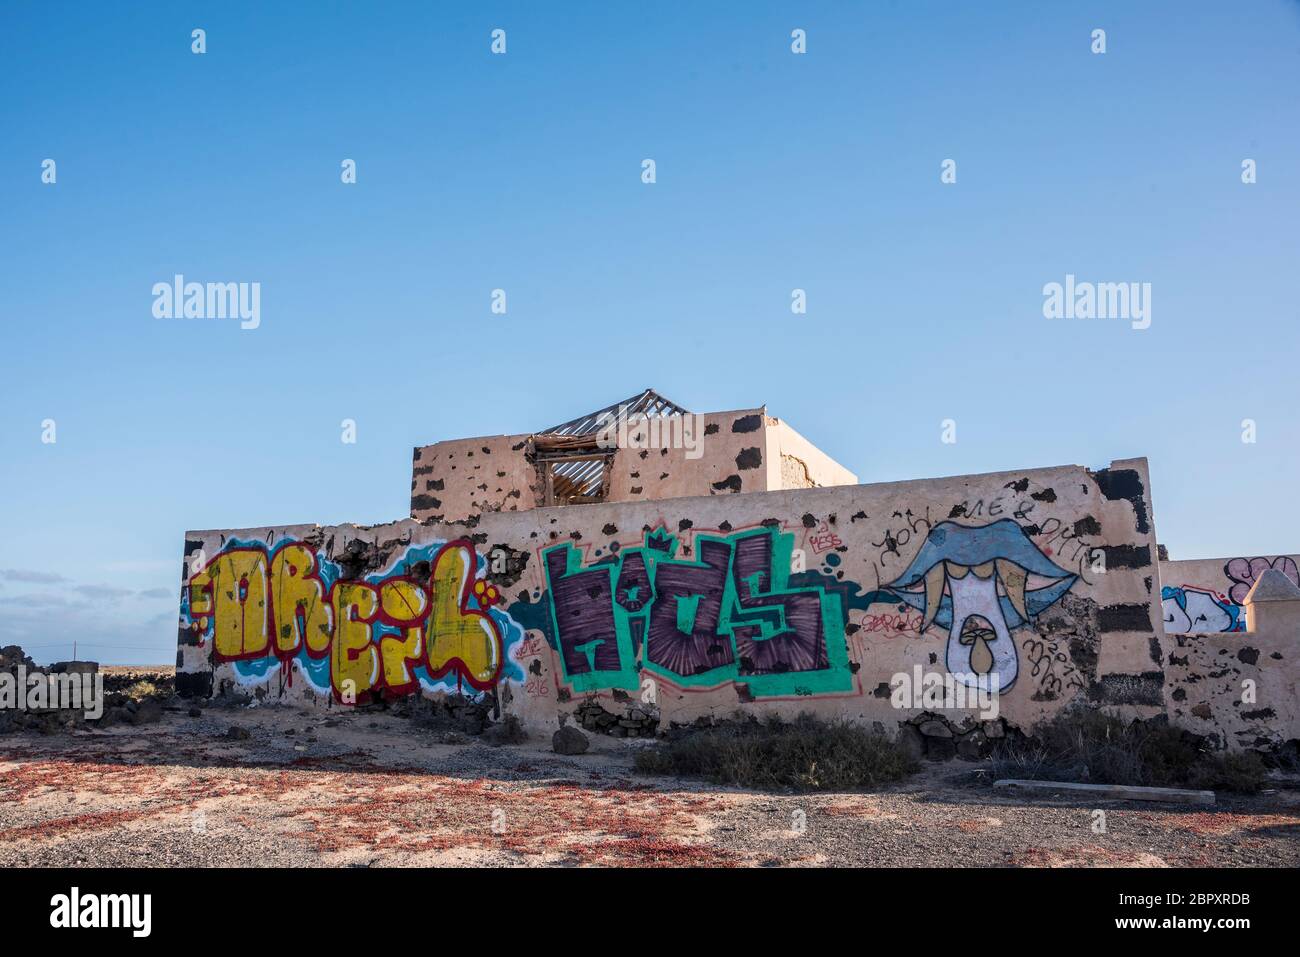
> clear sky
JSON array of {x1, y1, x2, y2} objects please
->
[{"x1": 2, "y1": 1, "x2": 1297, "y2": 664}]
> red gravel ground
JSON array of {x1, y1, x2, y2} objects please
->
[{"x1": 0, "y1": 707, "x2": 1295, "y2": 868}]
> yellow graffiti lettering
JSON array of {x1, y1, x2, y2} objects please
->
[
  {"x1": 270, "y1": 544, "x2": 333, "y2": 656},
  {"x1": 194, "y1": 550, "x2": 270, "y2": 660},
  {"x1": 378, "y1": 579, "x2": 427, "y2": 691},
  {"x1": 426, "y1": 542, "x2": 502, "y2": 689},
  {"x1": 331, "y1": 581, "x2": 378, "y2": 701}
]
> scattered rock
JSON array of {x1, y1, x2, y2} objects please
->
[
  {"x1": 129, "y1": 699, "x2": 163, "y2": 725},
  {"x1": 552, "y1": 725, "x2": 589, "y2": 755},
  {"x1": 895, "y1": 723, "x2": 925, "y2": 760},
  {"x1": 918, "y1": 720, "x2": 953, "y2": 738}
]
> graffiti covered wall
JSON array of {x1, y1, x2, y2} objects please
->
[
  {"x1": 178, "y1": 457, "x2": 1176, "y2": 740},
  {"x1": 1159, "y1": 555, "x2": 1300, "y2": 634}
]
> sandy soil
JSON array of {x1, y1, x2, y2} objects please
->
[{"x1": 0, "y1": 705, "x2": 1295, "y2": 868}]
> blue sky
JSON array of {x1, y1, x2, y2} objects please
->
[{"x1": 1, "y1": 1, "x2": 1297, "y2": 664}]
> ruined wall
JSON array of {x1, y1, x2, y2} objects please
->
[
  {"x1": 605, "y1": 409, "x2": 774, "y2": 503},
  {"x1": 1157, "y1": 558, "x2": 1300, "y2": 750},
  {"x1": 177, "y1": 457, "x2": 1223, "y2": 749},
  {"x1": 1158, "y1": 554, "x2": 1300, "y2": 633},
  {"x1": 765, "y1": 417, "x2": 858, "y2": 491},
  {"x1": 409, "y1": 408, "x2": 858, "y2": 523},
  {"x1": 410, "y1": 433, "x2": 535, "y2": 523}
]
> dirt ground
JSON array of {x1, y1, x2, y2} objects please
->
[{"x1": 0, "y1": 704, "x2": 1296, "y2": 868}]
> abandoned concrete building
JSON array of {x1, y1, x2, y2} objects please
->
[{"x1": 176, "y1": 390, "x2": 1300, "y2": 755}]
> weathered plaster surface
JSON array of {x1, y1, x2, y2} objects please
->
[{"x1": 177, "y1": 456, "x2": 1257, "y2": 746}]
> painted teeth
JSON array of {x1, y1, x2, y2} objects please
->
[
  {"x1": 921, "y1": 559, "x2": 1030, "y2": 629},
  {"x1": 996, "y1": 559, "x2": 1029, "y2": 620},
  {"x1": 923, "y1": 563, "x2": 946, "y2": 630}
]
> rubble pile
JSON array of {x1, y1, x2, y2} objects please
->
[{"x1": 573, "y1": 697, "x2": 660, "y2": 738}]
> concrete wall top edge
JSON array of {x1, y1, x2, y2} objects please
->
[
  {"x1": 187, "y1": 455, "x2": 1147, "y2": 541},
  {"x1": 191, "y1": 456, "x2": 1149, "y2": 538}
]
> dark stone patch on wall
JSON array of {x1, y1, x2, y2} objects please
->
[
  {"x1": 678, "y1": 519, "x2": 692, "y2": 531},
  {"x1": 872, "y1": 682, "x2": 892, "y2": 698},
  {"x1": 182, "y1": 539, "x2": 204, "y2": 579},
  {"x1": 1171, "y1": 687, "x2": 1186, "y2": 701},
  {"x1": 1005, "y1": 478, "x2": 1029, "y2": 493},
  {"x1": 1098, "y1": 544, "x2": 1152, "y2": 570},
  {"x1": 1097, "y1": 603, "x2": 1152, "y2": 632},
  {"x1": 851, "y1": 510, "x2": 867, "y2": 522},
  {"x1": 1073, "y1": 516, "x2": 1102, "y2": 537},
  {"x1": 1237, "y1": 647, "x2": 1260, "y2": 666},
  {"x1": 711, "y1": 475, "x2": 742, "y2": 493},
  {"x1": 411, "y1": 494, "x2": 442, "y2": 512},
  {"x1": 177, "y1": 620, "x2": 201, "y2": 647},
  {"x1": 801, "y1": 513, "x2": 817, "y2": 528},
  {"x1": 1032, "y1": 488, "x2": 1057, "y2": 503},
  {"x1": 731, "y1": 414, "x2": 762, "y2": 433},
  {"x1": 1089, "y1": 672, "x2": 1165, "y2": 707},
  {"x1": 704, "y1": 423, "x2": 719, "y2": 435},
  {"x1": 1149, "y1": 635, "x2": 1163, "y2": 665},
  {"x1": 334, "y1": 539, "x2": 384, "y2": 580},
  {"x1": 602, "y1": 523, "x2": 618, "y2": 536},
  {"x1": 1088, "y1": 467, "x2": 1151, "y2": 534},
  {"x1": 1069, "y1": 636, "x2": 1100, "y2": 677},
  {"x1": 1241, "y1": 708, "x2": 1277, "y2": 720},
  {"x1": 735, "y1": 447, "x2": 762, "y2": 470},
  {"x1": 176, "y1": 670, "x2": 213, "y2": 698}
]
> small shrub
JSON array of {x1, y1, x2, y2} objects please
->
[
  {"x1": 123, "y1": 680, "x2": 159, "y2": 700},
  {"x1": 634, "y1": 713, "x2": 919, "y2": 791},
  {"x1": 992, "y1": 709, "x2": 1266, "y2": 793}
]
